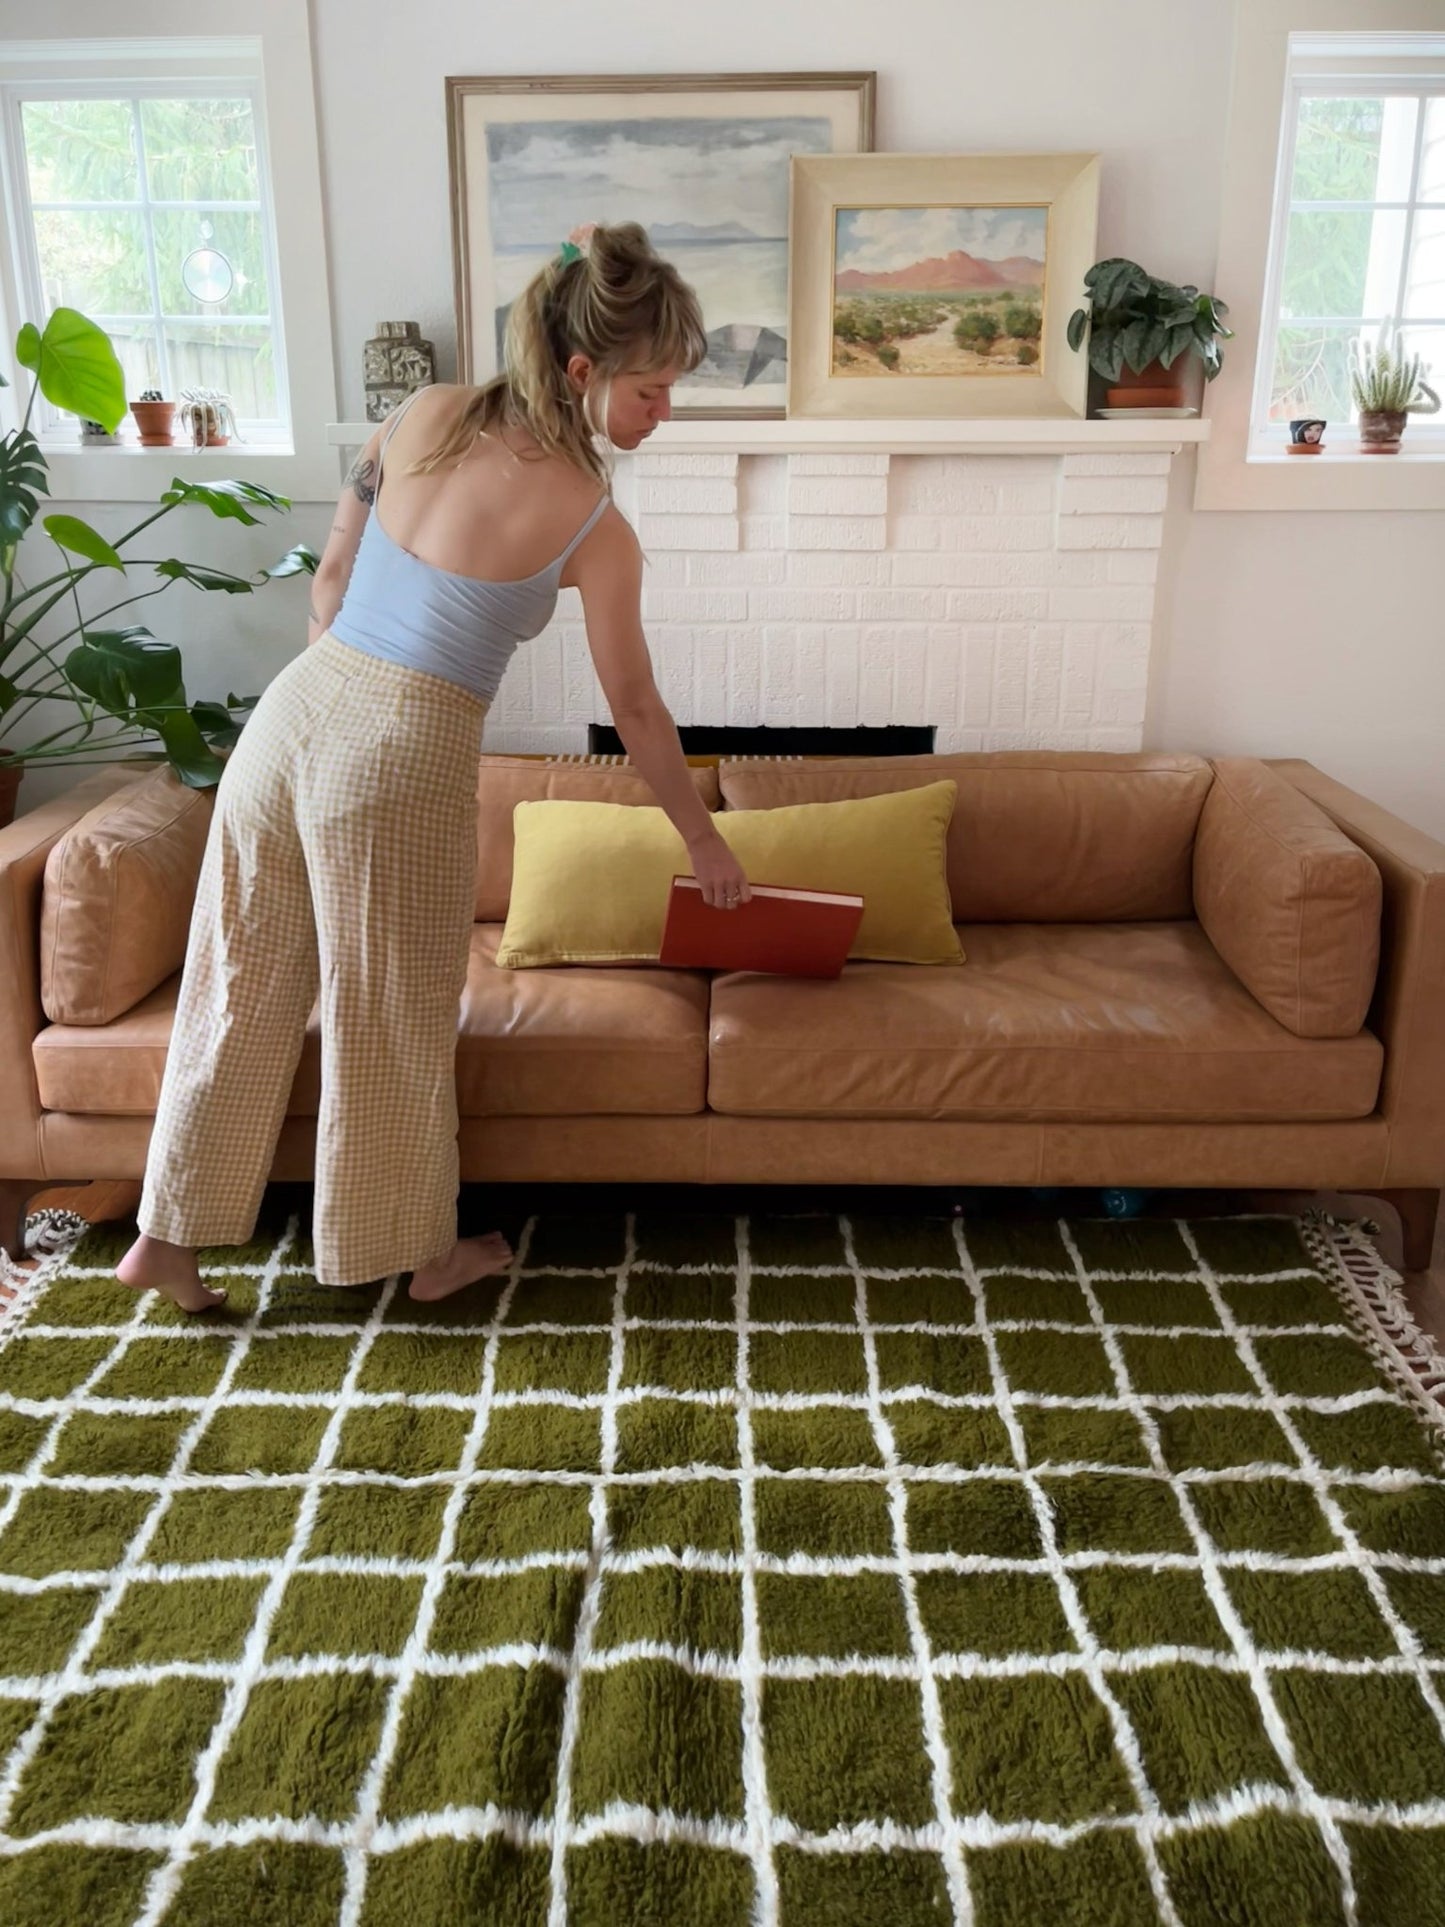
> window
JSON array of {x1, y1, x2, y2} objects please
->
[
  {"x1": 1252, "y1": 34, "x2": 1445, "y2": 452},
  {"x1": 9, "y1": 84, "x2": 288, "y2": 443},
  {"x1": 0, "y1": 24, "x2": 337, "y2": 502}
]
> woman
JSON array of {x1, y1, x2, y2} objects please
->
[{"x1": 117, "y1": 222, "x2": 751, "y2": 1313}]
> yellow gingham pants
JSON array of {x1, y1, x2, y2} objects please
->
[{"x1": 138, "y1": 632, "x2": 489, "y2": 1286}]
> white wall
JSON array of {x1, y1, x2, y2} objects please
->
[{"x1": 15, "y1": 0, "x2": 1445, "y2": 837}]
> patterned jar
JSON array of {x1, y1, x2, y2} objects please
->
[{"x1": 363, "y1": 320, "x2": 436, "y2": 421}]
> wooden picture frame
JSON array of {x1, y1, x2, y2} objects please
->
[
  {"x1": 446, "y1": 72, "x2": 875, "y2": 419},
  {"x1": 788, "y1": 151, "x2": 1101, "y2": 420}
]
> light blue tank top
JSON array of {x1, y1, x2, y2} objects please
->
[{"x1": 329, "y1": 392, "x2": 610, "y2": 704}]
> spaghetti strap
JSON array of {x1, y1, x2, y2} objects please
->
[
  {"x1": 555, "y1": 492, "x2": 611, "y2": 567},
  {"x1": 373, "y1": 389, "x2": 427, "y2": 496}
]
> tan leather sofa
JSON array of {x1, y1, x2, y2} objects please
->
[{"x1": 3, "y1": 750, "x2": 1442, "y2": 1270}]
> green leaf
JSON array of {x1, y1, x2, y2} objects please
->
[
  {"x1": 0, "y1": 429, "x2": 50, "y2": 548},
  {"x1": 191, "y1": 698, "x2": 250, "y2": 749},
  {"x1": 1092, "y1": 332, "x2": 1127, "y2": 383},
  {"x1": 0, "y1": 673, "x2": 18, "y2": 715},
  {"x1": 159, "y1": 477, "x2": 291, "y2": 524},
  {"x1": 43, "y1": 513, "x2": 124, "y2": 571},
  {"x1": 1066, "y1": 308, "x2": 1089, "y2": 353},
  {"x1": 1120, "y1": 318, "x2": 1168, "y2": 374},
  {"x1": 1085, "y1": 258, "x2": 1151, "y2": 314},
  {"x1": 65, "y1": 628, "x2": 183, "y2": 713},
  {"x1": 1157, "y1": 326, "x2": 1196, "y2": 370},
  {"x1": 263, "y1": 543, "x2": 318, "y2": 578},
  {"x1": 18, "y1": 309, "x2": 126, "y2": 431},
  {"x1": 151, "y1": 710, "x2": 225, "y2": 788},
  {"x1": 153, "y1": 558, "x2": 255, "y2": 594}
]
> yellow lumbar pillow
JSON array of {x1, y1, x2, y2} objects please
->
[{"x1": 494, "y1": 779, "x2": 964, "y2": 967}]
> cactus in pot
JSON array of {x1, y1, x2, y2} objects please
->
[{"x1": 1350, "y1": 333, "x2": 1440, "y2": 451}]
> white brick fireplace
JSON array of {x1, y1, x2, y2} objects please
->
[{"x1": 328, "y1": 420, "x2": 1207, "y2": 753}]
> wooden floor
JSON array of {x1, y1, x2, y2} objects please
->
[{"x1": 18, "y1": 1177, "x2": 1445, "y2": 1347}]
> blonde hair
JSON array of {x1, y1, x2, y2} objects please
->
[{"x1": 411, "y1": 222, "x2": 707, "y2": 488}]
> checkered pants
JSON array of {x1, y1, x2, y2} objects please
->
[{"x1": 138, "y1": 632, "x2": 490, "y2": 1286}]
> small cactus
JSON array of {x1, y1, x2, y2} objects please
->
[
  {"x1": 138, "y1": 387, "x2": 164, "y2": 402},
  {"x1": 1350, "y1": 334, "x2": 1440, "y2": 416}
]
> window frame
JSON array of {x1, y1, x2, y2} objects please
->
[
  {"x1": 1195, "y1": 2, "x2": 1445, "y2": 513},
  {"x1": 4, "y1": 73, "x2": 291, "y2": 445},
  {"x1": 1251, "y1": 61, "x2": 1445, "y2": 456},
  {"x1": 0, "y1": 20, "x2": 338, "y2": 503}
]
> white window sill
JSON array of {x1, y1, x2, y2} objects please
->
[
  {"x1": 1196, "y1": 424, "x2": 1445, "y2": 511},
  {"x1": 35, "y1": 441, "x2": 340, "y2": 504}
]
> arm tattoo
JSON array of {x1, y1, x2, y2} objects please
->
[{"x1": 344, "y1": 455, "x2": 376, "y2": 505}]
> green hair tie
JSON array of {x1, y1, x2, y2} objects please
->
[{"x1": 558, "y1": 240, "x2": 582, "y2": 265}]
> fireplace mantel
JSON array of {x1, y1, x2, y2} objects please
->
[{"x1": 326, "y1": 417, "x2": 1209, "y2": 456}]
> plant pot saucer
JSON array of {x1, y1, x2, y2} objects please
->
[
  {"x1": 1284, "y1": 442, "x2": 1324, "y2": 454},
  {"x1": 1095, "y1": 406, "x2": 1198, "y2": 419},
  {"x1": 1359, "y1": 441, "x2": 1401, "y2": 453}
]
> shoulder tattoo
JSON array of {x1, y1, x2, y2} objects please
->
[{"x1": 345, "y1": 456, "x2": 377, "y2": 505}]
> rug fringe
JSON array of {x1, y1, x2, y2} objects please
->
[
  {"x1": 0, "y1": 1208, "x2": 93, "y2": 1339},
  {"x1": 1298, "y1": 1206, "x2": 1445, "y2": 1441}
]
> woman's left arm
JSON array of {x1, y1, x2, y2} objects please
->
[{"x1": 308, "y1": 429, "x2": 383, "y2": 643}]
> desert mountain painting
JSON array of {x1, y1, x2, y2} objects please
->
[{"x1": 832, "y1": 204, "x2": 1050, "y2": 376}]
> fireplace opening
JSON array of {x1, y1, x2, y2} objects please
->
[{"x1": 587, "y1": 724, "x2": 936, "y2": 757}]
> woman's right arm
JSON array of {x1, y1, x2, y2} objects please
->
[
  {"x1": 572, "y1": 514, "x2": 751, "y2": 907},
  {"x1": 307, "y1": 425, "x2": 385, "y2": 643}
]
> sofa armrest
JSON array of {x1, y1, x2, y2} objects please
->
[
  {"x1": 0, "y1": 768, "x2": 146, "y2": 1177},
  {"x1": 1266, "y1": 758, "x2": 1445, "y2": 1182}
]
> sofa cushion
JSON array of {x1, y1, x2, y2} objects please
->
[
  {"x1": 474, "y1": 756, "x2": 720, "y2": 920},
  {"x1": 1193, "y1": 758, "x2": 1381, "y2": 1039},
  {"x1": 494, "y1": 782, "x2": 963, "y2": 968},
  {"x1": 40, "y1": 765, "x2": 213, "y2": 1026},
  {"x1": 719, "y1": 751, "x2": 1213, "y2": 922},
  {"x1": 706, "y1": 922, "x2": 1383, "y2": 1122},
  {"x1": 33, "y1": 927, "x2": 711, "y2": 1118}
]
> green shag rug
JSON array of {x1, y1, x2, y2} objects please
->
[{"x1": 2, "y1": 1207, "x2": 1445, "y2": 1927}]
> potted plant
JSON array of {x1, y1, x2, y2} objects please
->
[
  {"x1": 130, "y1": 387, "x2": 177, "y2": 446},
  {"x1": 1350, "y1": 333, "x2": 1440, "y2": 452},
  {"x1": 177, "y1": 387, "x2": 242, "y2": 449},
  {"x1": 78, "y1": 417, "x2": 118, "y2": 446},
  {"x1": 0, "y1": 307, "x2": 315, "y2": 828},
  {"x1": 1067, "y1": 258, "x2": 1233, "y2": 410}
]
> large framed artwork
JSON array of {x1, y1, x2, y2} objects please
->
[
  {"x1": 446, "y1": 72, "x2": 875, "y2": 419},
  {"x1": 788, "y1": 151, "x2": 1101, "y2": 420}
]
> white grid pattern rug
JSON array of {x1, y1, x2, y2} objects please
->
[{"x1": 1, "y1": 1207, "x2": 1444, "y2": 1926}]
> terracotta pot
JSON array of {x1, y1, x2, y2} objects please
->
[
  {"x1": 130, "y1": 400, "x2": 177, "y2": 447},
  {"x1": 1104, "y1": 356, "x2": 1189, "y2": 410},
  {"x1": 1358, "y1": 408, "x2": 1406, "y2": 453},
  {"x1": 0, "y1": 756, "x2": 21, "y2": 830}
]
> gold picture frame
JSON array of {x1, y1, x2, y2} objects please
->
[
  {"x1": 788, "y1": 151, "x2": 1101, "y2": 419},
  {"x1": 446, "y1": 72, "x2": 875, "y2": 419}
]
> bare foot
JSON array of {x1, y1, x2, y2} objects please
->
[
  {"x1": 117, "y1": 1234, "x2": 227, "y2": 1314},
  {"x1": 407, "y1": 1230, "x2": 513, "y2": 1303}
]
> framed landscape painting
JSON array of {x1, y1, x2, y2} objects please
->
[
  {"x1": 446, "y1": 72, "x2": 875, "y2": 419},
  {"x1": 788, "y1": 151, "x2": 1101, "y2": 419}
]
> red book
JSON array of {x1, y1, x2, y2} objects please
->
[{"x1": 659, "y1": 875, "x2": 864, "y2": 978}]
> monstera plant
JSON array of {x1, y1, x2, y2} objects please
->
[{"x1": 0, "y1": 306, "x2": 314, "y2": 823}]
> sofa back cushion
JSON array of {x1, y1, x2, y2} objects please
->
[
  {"x1": 718, "y1": 751, "x2": 1213, "y2": 921},
  {"x1": 41, "y1": 765, "x2": 214, "y2": 1025},
  {"x1": 1194, "y1": 758, "x2": 1381, "y2": 1037},
  {"x1": 475, "y1": 757, "x2": 720, "y2": 920}
]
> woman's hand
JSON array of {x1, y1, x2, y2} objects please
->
[{"x1": 687, "y1": 827, "x2": 752, "y2": 909}]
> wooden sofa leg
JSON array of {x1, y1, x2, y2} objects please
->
[
  {"x1": 0, "y1": 1179, "x2": 47, "y2": 1266},
  {"x1": 1370, "y1": 1188, "x2": 1442, "y2": 1275}
]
